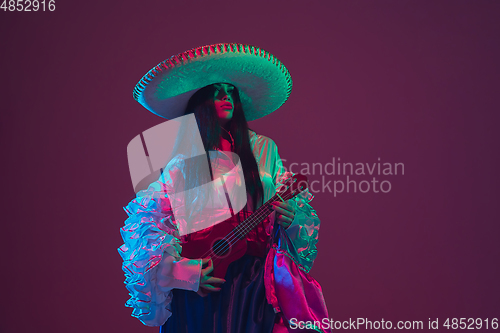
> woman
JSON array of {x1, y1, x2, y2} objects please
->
[{"x1": 119, "y1": 43, "x2": 329, "y2": 333}]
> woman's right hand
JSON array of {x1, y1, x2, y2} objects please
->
[{"x1": 196, "y1": 258, "x2": 226, "y2": 297}]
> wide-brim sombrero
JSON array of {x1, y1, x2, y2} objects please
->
[{"x1": 133, "y1": 43, "x2": 292, "y2": 121}]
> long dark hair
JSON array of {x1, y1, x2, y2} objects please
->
[{"x1": 181, "y1": 84, "x2": 264, "y2": 211}]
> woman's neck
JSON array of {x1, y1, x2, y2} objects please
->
[
  {"x1": 219, "y1": 137, "x2": 233, "y2": 151},
  {"x1": 219, "y1": 126, "x2": 234, "y2": 151}
]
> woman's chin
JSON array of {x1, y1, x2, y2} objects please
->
[{"x1": 218, "y1": 111, "x2": 233, "y2": 120}]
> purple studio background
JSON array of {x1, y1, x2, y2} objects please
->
[{"x1": 1, "y1": 1, "x2": 499, "y2": 332}]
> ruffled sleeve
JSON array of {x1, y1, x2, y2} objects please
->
[
  {"x1": 271, "y1": 141, "x2": 321, "y2": 273},
  {"x1": 118, "y1": 178, "x2": 202, "y2": 327}
]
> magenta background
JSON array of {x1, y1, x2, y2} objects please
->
[{"x1": 1, "y1": 1, "x2": 499, "y2": 332}]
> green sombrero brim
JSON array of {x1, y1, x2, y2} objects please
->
[{"x1": 133, "y1": 43, "x2": 292, "y2": 121}]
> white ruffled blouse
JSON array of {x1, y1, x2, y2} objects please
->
[{"x1": 118, "y1": 130, "x2": 320, "y2": 326}]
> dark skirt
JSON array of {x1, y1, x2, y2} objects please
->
[{"x1": 160, "y1": 254, "x2": 276, "y2": 333}]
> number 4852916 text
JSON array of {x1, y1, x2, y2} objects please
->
[{"x1": 1, "y1": 0, "x2": 55, "y2": 11}]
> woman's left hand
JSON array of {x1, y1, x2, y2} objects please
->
[{"x1": 271, "y1": 200, "x2": 295, "y2": 229}]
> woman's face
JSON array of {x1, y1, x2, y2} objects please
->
[{"x1": 213, "y1": 83, "x2": 235, "y2": 125}]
